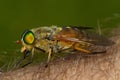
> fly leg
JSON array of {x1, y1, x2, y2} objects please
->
[
  {"x1": 48, "y1": 48, "x2": 52, "y2": 63},
  {"x1": 45, "y1": 48, "x2": 52, "y2": 67},
  {"x1": 74, "y1": 43, "x2": 91, "y2": 53},
  {"x1": 15, "y1": 50, "x2": 31, "y2": 68},
  {"x1": 21, "y1": 48, "x2": 35, "y2": 68}
]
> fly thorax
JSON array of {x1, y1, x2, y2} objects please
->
[{"x1": 35, "y1": 39, "x2": 51, "y2": 53}]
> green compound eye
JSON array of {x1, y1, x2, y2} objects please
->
[{"x1": 22, "y1": 30, "x2": 35, "y2": 45}]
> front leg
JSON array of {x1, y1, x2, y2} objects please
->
[
  {"x1": 47, "y1": 48, "x2": 52, "y2": 63},
  {"x1": 15, "y1": 49, "x2": 31, "y2": 68},
  {"x1": 21, "y1": 48, "x2": 35, "y2": 68}
]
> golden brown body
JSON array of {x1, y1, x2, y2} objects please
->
[{"x1": 18, "y1": 26, "x2": 114, "y2": 67}]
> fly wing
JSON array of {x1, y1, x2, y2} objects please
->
[
  {"x1": 53, "y1": 26, "x2": 114, "y2": 46},
  {"x1": 81, "y1": 30, "x2": 115, "y2": 46},
  {"x1": 69, "y1": 26, "x2": 94, "y2": 30},
  {"x1": 53, "y1": 27, "x2": 83, "y2": 42}
]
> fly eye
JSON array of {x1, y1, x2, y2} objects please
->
[{"x1": 22, "y1": 30, "x2": 35, "y2": 45}]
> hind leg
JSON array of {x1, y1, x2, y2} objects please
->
[{"x1": 74, "y1": 43, "x2": 91, "y2": 53}]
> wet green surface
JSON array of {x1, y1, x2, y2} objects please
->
[{"x1": 0, "y1": 0, "x2": 120, "y2": 71}]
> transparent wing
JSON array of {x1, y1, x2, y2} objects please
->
[
  {"x1": 81, "y1": 30, "x2": 114, "y2": 46},
  {"x1": 53, "y1": 26, "x2": 114, "y2": 46}
]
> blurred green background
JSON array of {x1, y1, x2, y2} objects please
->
[{"x1": 0, "y1": 0, "x2": 120, "y2": 71}]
